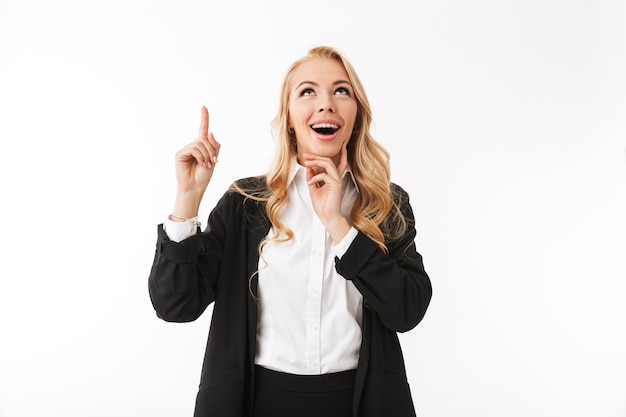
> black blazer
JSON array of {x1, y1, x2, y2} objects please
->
[{"x1": 149, "y1": 177, "x2": 432, "y2": 417}]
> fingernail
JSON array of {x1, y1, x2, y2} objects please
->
[{"x1": 212, "y1": 155, "x2": 218, "y2": 164}]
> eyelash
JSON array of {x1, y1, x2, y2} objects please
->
[{"x1": 300, "y1": 87, "x2": 351, "y2": 96}]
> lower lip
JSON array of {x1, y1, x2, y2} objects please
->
[{"x1": 312, "y1": 129, "x2": 340, "y2": 141}]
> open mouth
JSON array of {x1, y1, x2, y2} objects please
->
[{"x1": 311, "y1": 123, "x2": 340, "y2": 135}]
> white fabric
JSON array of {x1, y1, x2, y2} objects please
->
[
  {"x1": 255, "y1": 162, "x2": 362, "y2": 375},
  {"x1": 163, "y1": 160, "x2": 362, "y2": 375},
  {"x1": 163, "y1": 215, "x2": 199, "y2": 243}
]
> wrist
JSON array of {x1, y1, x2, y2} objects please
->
[
  {"x1": 173, "y1": 190, "x2": 203, "y2": 219},
  {"x1": 325, "y1": 217, "x2": 351, "y2": 244}
]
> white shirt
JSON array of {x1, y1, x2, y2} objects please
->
[{"x1": 164, "y1": 161, "x2": 363, "y2": 375}]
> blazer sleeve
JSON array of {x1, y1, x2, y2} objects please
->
[
  {"x1": 334, "y1": 185, "x2": 432, "y2": 333},
  {"x1": 147, "y1": 192, "x2": 232, "y2": 323}
]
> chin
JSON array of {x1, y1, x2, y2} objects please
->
[{"x1": 312, "y1": 146, "x2": 342, "y2": 158}]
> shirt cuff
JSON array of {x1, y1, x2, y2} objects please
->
[
  {"x1": 163, "y1": 216, "x2": 199, "y2": 243},
  {"x1": 332, "y1": 227, "x2": 359, "y2": 259}
]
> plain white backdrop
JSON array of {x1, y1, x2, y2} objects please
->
[{"x1": 1, "y1": 0, "x2": 625, "y2": 416}]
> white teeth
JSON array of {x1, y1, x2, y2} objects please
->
[{"x1": 311, "y1": 123, "x2": 339, "y2": 129}]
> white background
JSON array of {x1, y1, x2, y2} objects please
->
[{"x1": 1, "y1": 0, "x2": 625, "y2": 416}]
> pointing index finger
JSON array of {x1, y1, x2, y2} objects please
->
[{"x1": 198, "y1": 106, "x2": 209, "y2": 138}]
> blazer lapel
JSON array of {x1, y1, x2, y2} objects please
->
[{"x1": 245, "y1": 197, "x2": 271, "y2": 373}]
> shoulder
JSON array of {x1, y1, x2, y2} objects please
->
[
  {"x1": 214, "y1": 175, "x2": 268, "y2": 212},
  {"x1": 211, "y1": 176, "x2": 266, "y2": 207},
  {"x1": 227, "y1": 176, "x2": 269, "y2": 201},
  {"x1": 390, "y1": 182, "x2": 410, "y2": 206},
  {"x1": 231, "y1": 175, "x2": 267, "y2": 191},
  {"x1": 388, "y1": 182, "x2": 416, "y2": 227},
  {"x1": 210, "y1": 176, "x2": 268, "y2": 224}
]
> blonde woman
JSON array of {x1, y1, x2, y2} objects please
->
[{"x1": 149, "y1": 46, "x2": 432, "y2": 417}]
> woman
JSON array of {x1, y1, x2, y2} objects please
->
[{"x1": 148, "y1": 46, "x2": 432, "y2": 417}]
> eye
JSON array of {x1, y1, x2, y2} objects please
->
[
  {"x1": 301, "y1": 88, "x2": 315, "y2": 96},
  {"x1": 335, "y1": 86, "x2": 351, "y2": 96}
]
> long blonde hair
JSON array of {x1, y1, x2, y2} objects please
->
[{"x1": 235, "y1": 46, "x2": 406, "y2": 254}]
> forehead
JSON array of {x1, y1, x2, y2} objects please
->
[{"x1": 290, "y1": 58, "x2": 350, "y2": 88}]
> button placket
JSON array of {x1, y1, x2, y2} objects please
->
[{"x1": 305, "y1": 216, "x2": 325, "y2": 373}]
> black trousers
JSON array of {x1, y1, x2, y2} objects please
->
[{"x1": 252, "y1": 366, "x2": 356, "y2": 417}]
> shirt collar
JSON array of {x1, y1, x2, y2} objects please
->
[{"x1": 287, "y1": 158, "x2": 360, "y2": 193}]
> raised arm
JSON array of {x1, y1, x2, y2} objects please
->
[
  {"x1": 171, "y1": 106, "x2": 221, "y2": 220},
  {"x1": 148, "y1": 106, "x2": 223, "y2": 322}
]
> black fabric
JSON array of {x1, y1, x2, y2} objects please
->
[
  {"x1": 252, "y1": 366, "x2": 355, "y2": 417},
  {"x1": 148, "y1": 177, "x2": 432, "y2": 417}
]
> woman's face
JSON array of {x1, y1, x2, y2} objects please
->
[{"x1": 288, "y1": 58, "x2": 358, "y2": 167}]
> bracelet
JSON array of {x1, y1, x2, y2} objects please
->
[
  {"x1": 168, "y1": 213, "x2": 201, "y2": 227},
  {"x1": 169, "y1": 213, "x2": 192, "y2": 222}
]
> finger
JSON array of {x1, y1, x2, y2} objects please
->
[
  {"x1": 198, "y1": 106, "x2": 209, "y2": 138},
  {"x1": 305, "y1": 167, "x2": 327, "y2": 188},
  {"x1": 206, "y1": 132, "x2": 221, "y2": 163},
  {"x1": 306, "y1": 170, "x2": 326, "y2": 190},
  {"x1": 303, "y1": 156, "x2": 340, "y2": 180},
  {"x1": 307, "y1": 172, "x2": 325, "y2": 186},
  {"x1": 197, "y1": 133, "x2": 220, "y2": 165},
  {"x1": 177, "y1": 144, "x2": 208, "y2": 167},
  {"x1": 337, "y1": 141, "x2": 349, "y2": 174},
  {"x1": 190, "y1": 147, "x2": 212, "y2": 169},
  {"x1": 182, "y1": 140, "x2": 213, "y2": 168},
  {"x1": 307, "y1": 172, "x2": 341, "y2": 189},
  {"x1": 306, "y1": 166, "x2": 315, "y2": 183}
]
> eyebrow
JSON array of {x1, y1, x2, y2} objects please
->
[{"x1": 294, "y1": 80, "x2": 352, "y2": 90}]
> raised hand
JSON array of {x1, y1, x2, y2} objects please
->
[
  {"x1": 303, "y1": 141, "x2": 351, "y2": 243},
  {"x1": 172, "y1": 106, "x2": 221, "y2": 218}
]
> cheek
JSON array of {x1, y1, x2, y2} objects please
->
[
  {"x1": 287, "y1": 107, "x2": 301, "y2": 130},
  {"x1": 287, "y1": 106, "x2": 300, "y2": 128},
  {"x1": 346, "y1": 106, "x2": 358, "y2": 130},
  {"x1": 289, "y1": 105, "x2": 307, "y2": 126},
  {"x1": 343, "y1": 101, "x2": 357, "y2": 120}
]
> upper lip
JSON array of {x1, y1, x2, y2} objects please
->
[{"x1": 310, "y1": 119, "x2": 342, "y2": 129}]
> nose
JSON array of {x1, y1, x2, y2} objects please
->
[{"x1": 318, "y1": 95, "x2": 335, "y2": 113}]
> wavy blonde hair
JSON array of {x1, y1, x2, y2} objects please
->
[{"x1": 235, "y1": 46, "x2": 406, "y2": 254}]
